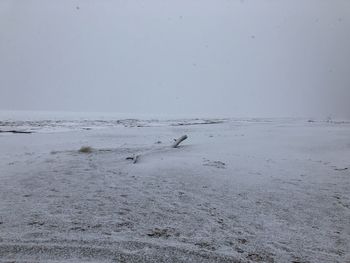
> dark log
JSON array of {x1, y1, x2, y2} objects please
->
[{"x1": 0, "y1": 130, "x2": 32, "y2": 134}]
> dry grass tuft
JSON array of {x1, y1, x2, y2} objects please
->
[{"x1": 78, "y1": 146, "x2": 93, "y2": 153}]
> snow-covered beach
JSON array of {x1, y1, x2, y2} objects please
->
[{"x1": 0, "y1": 113, "x2": 349, "y2": 262}]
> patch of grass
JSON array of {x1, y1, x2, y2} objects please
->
[{"x1": 78, "y1": 146, "x2": 93, "y2": 153}]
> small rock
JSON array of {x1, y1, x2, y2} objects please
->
[
  {"x1": 28, "y1": 221, "x2": 45, "y2": 226},
  {"x1": 147, "y1": 228, "x2": 171, "y2": 238},
  {"x1": 195, "y1": 241, "x2": 216, "y2": 251},
  {"x1": 247, "y1": 253, "x2": 263, "y2": 261},
  {"x1": 236, "y1": 247, "x2": 244, "y2": 253},
  {"x1": 217, "y1": 218, "x2": 224, "y2": 224},
  {"x1": 238, "y1": 238, "x2": 248, "y2": 244}
]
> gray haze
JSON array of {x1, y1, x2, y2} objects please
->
[{"x1": 1, "y1": 0, "x2": 349, "y2": 118}]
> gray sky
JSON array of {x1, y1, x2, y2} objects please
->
[{"x1": 1, "y1": 0, "x2": 349, "y2": 118}]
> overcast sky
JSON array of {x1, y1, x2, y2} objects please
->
[{"x1": 0, "y1": 0, "x2": 349, "y2": 118}]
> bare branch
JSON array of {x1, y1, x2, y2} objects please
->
[{"x1": 172, "y1": 135, "x2": 188, "y2": 148}]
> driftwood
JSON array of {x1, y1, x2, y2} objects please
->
[
  {"x1": 172, "y1": 135, "x2": 188, "y2": 148},
  {"x1": 126, "y1": 154, "x2": 140, "y2": 164},
  {"x1": 126, "y1": 135, "x2": 188, "y2": 164},
  {"x1": 0, "y1": 130, "x2": 32, "y2": 134}
]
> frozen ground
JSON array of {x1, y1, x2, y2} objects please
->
[{"x1": 0, "y1": 113, "x2": 349, "y2": 262}]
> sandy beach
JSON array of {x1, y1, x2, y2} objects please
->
[{"x1": 0, "y1": 116, "x2": 349, "y2": 262}]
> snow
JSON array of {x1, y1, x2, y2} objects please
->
[{"x1": 0, "y1": 113, "x2": 349, "y2": 262}]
